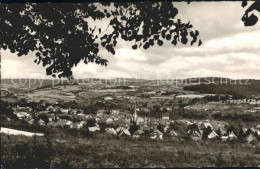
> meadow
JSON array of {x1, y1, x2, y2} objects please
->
[
  {"x1": 2, "y1": 132, "x2": 260, "y2": 168},
  {"x1": 26, "y1": 89, "x2": 76, "y2": 103}
]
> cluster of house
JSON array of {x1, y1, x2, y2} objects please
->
[
  {"x1": 13, "y1": 104, "x2": 85, "y2": 125},
  {"x1": 6, "y1": 97, "x2": 260, "y2": 144},
  {"x1": 185, "y1": 121, "x2": 260, "y2": 144},
  {"x1": 69, "y1": 110, "x2": 258, "y2": 144},
  {"x1": 70, "y1": 111, "x2": 260, "y2": 144}
]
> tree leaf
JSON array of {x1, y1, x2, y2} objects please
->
[
  {"x1": 157, "y1": 39, "x2": 164, "y2": 46},
  {"x1": 244, "y1": 13, "x2": 258, "y2": 26},
  {"x1": 181, "y1": 37, "x2": 188, "y2": 45},
  {"x1": 241, "y1": 1, "x2": 247, "y2": 8},
  {"x1": 161, "y1": 30, "x2": 166, "y2": 39},
  {"x1": 143, "y1": 42, "x2": 150, "y2": 50},
  {"x1": 166, "y1": 34, "x2": 171, "y2": 40},
  {"x1": 198, "y1": 39, "x2": 202, "y2": 47},
  {"x1": 171, "y1": 39, "x2": 177, "y2": 46},
  {"x1": 132, "y1": 44, "x2": 137, "y2": 49}
]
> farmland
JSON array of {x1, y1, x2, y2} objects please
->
[{"x1": 26, "y1": 89, "x2": 76, "y2": 103}]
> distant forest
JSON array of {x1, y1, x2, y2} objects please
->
[{"x1": 183, "y1": 79, "x2": 260, "y2": 99}]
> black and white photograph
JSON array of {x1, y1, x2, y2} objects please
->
[{"x1": 1, "y1": 0, "x2": 260, "y2": 168}]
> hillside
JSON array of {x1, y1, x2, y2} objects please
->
[
  {"x1": 2, "y1": 133, "x2": 260, "y2": 168},
  {"x1": 183, "y1": 79, "x2": 260, "y2": 99}
]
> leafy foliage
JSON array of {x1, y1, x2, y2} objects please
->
[
  {"x1": 2, "y1": 133, "x2": 260, "y2": 168},
  {"x1": 0, "y1": 2, "x2": 202, "y2": 78},
  {"x1": 241, "y1": 1, "x2": 260, "y2": 26}
]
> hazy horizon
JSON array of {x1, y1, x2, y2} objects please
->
[{"x1": 2, "y1": 76, "x2": 260, "y2": 81}]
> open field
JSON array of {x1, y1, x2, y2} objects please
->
[
  {"x1": 61, "y1": 85, "x2": 82, "y2": 92},
  {"x1": 26, "y1": 89, "x2": 76, "y2": 103}
]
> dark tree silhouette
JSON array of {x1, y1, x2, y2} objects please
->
[
  {"x1": 202, "y1": 126, "x2": 212, "y2": 140},
  {"x1": 129, "y1": 122, "x2": 140, "y2": 136},
  {"x1": 187, "y1": 123, "x2": 200, "y2": 134},
  {"x1": 38, "y1": 114, "x2": 49, "y2": 123},
  {"x1": 157, "y1": 123, "x2": 165, "y2": 133},
  {"x1": 86, "y1": 118, "x2": 97, "y2": 127},
  {"x1": 0, "y1": 2, "x2": 201, "y2": 78}
]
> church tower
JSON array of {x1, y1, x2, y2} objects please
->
[{"x1": 130, "y1": 100, "x2": 138, "y2": 124}]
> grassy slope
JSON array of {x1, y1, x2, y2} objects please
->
[{"x1": 2, "y1": 133, "x2": 260, "y2": 168}]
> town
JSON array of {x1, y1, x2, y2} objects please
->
[
  {"x1": 2, "y1": 0, "x2": 260, "y2": 167},
  {"x1": 2, "y1": 78, "x2": 260, "y2": 143}
]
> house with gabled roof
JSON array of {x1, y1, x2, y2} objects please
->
[
  {"x1": 70, "y1": 122, "x2": 82, "y2": 129},
  {"x1": 79, "y1": 121, "x2": 87, "y2": 126},
  {"x1": 88, "y1": 126, "x2": 100, "y2": 132},
  {"x1": 97, "y1": 109, "x2": 105, "y2": 117},
  {"x1": 55, "y1": 119, "x2": 72, "y2": 127},
  {"x1": 111, "y1": 109, "x2": 120, "y2": 115},
  {"x1": 246, "y1": 134, "x2": 258, "y2": 144},
  {"x1": 200, "y1": 121, "x2": 213, "y2": 130},
  {"x1": 28, "y1": 119, "x2": 35, "y2": 125},
  {"x1": 37, "y1": 119, "x2": 46, "y2": 126},
  {"x1": 210, "y1": 121, "x2": 226, "y2": 131},
  {"x1": 216, "y1": 127, "x2": 226, "y2": 136},
  {"x1": 165, "y1": 107, "x2": 172, "y2": 112},
  {"x1": 160, "y1": 119, "x2": 171, "y2": 125},
  {"x1": 75, "y1": 113, "x2": 86, "y2": 121},
  {"x1": 47, "y1": 121, "x2": 56, "y2": 127},
  {"x1": 242, "y1": 127, "x2": 249, "y2": 134},
  {"x1": 250, "y1": 128, "x2": 256, "y2": 133},
  {"x1": 178, "y1": 119, "x2": 192, "y2": 125},
  {"x1": 116, "y1": 127, "x2": 131, "y2": 137},
  {"x1": 133, "y1": 129, "x2": 144, "y2": 138},
  {"x1": 150, "y1": 129, "x2": 163, "y2": 139},
  {"x1": 105, "y1": 128, "x2": 117, "y2": 135},
  {"x1": 168, "y1": 130, "x2": 178, "y2": 137},
  {"x1": 16, "y1": 111, "x2": 31, "y2": 119},
  {"x1": 116, "y1": 127, "x2": 124, "y2": 133},
  {"x1": 208, "y1": 131, "x2": 219, "y2": 140},
  {"x1": 137, "y1": 117, "x2": 145, "y2": 124},
  {"x1": 60, "y1": 108, "x2": 69, "y2": 114},
  {"x1": 113, "y1": 118, "x2": 125, "y2": 126},
  {"x1": 228, "y1": 132, "x2": 237, "y2": 139},
  {"x1": 162, "y1": 113, "x2": 170, "y2": 120},
  {"x1": 106, "y1": 118, "x2": 114, "y2": 124},
  {"x1": 221, "y1": 131, "x2": 237, "y2": 141},
  {"x1": 256, "y1": 130, "x2": 260, "y2": 137},
  {"x1": 139, "y1": 125, "x2": 150, "y2": 132},
  {"x1": 190, "y1": 131, "x2": 201, "y2": 141}
]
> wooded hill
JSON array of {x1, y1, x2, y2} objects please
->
[{"x1": 183, "y1": 78, "x2": 260, "y2": 99}]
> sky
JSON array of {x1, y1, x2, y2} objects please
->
[{"x1": 1, "y1": 1, "x2": 260, "y2": 80}]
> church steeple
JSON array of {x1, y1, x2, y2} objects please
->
[
  {"x1": 130, "y1": 100, "x2": 138, "y2": 124},
  {"x1": 133, "y1": 100, "x2": 138, "y2": 122}
]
